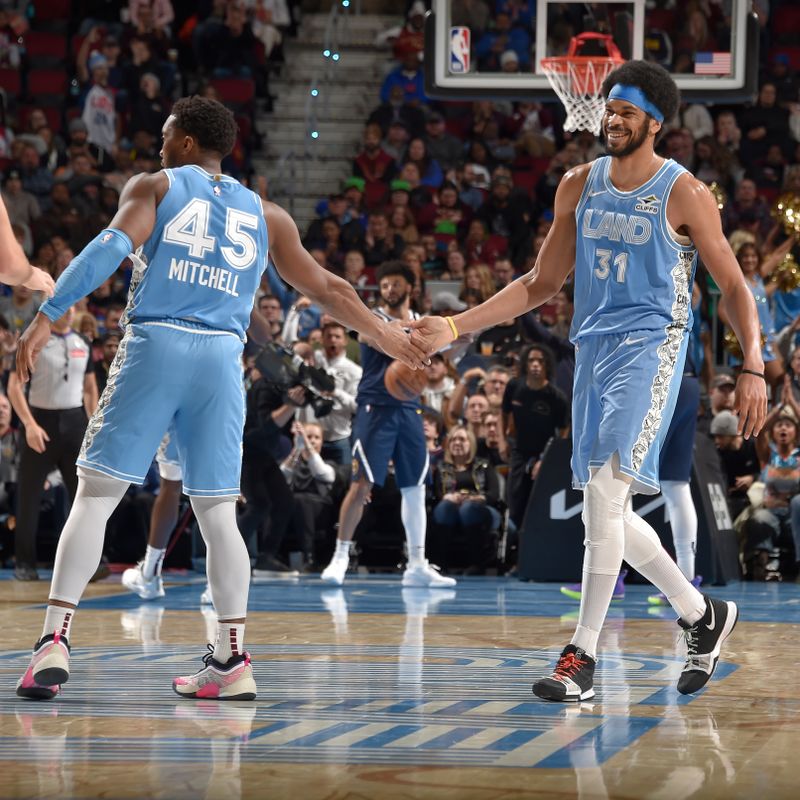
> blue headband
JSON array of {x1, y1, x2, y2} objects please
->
[{"x1": 607, "y1": 84, "x2": 664, "y2": 123}]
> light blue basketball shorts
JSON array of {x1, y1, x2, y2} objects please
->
[
  {"x1": 78, "y1": 320, "x2": 245, "y2": 497},
  {"x1": 156, "y1": 426, "x2": 182, "y2": 482},
  {"x1": 571, "y1": 327, "x2": 689, "y2": 495}
]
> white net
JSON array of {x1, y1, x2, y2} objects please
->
[{"x1": 541, "y1": 58, "x2": 621, "y2": 136}]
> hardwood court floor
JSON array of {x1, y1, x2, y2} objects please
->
[{"x1": 1, "y1": 573, "x2": 799, "y2": 800}]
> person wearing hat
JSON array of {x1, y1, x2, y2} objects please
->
[
  {"x1": 696, "y1": 371, "x2": 738, "y2": 436},
  {"x1": 382, "y1": 117, "x2": 411, "y2": 165},
  {"x1": 392, "y1": 0, "x2": 426, "y2": 63},
  {"x1": 81, "y1": 51, "x2": 119, "y2": 162},
  {"x1": 710, "y1": 410, "x2": 759, "y2": 521},
  {"x1": 424, "y1": 111, "x2": 462, "y2": 172},
  {"x1": 431, "y1": 291, "x2": 467, "y2": 314},
  {"x1": 499, "y1": 49, "x2": 520, "y2": 73}
]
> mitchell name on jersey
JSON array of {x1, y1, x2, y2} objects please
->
[{"x1": 168, "y1": 257, "x2": 241, "y2": 297}]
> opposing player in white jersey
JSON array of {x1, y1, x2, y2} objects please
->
[
  {"x1": 410, "y1": 61, "x2": 767, "y2": 701},
  {"x1": 15, "y1": 96, "x2": 426, "y2": 701}
]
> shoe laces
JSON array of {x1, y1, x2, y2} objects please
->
[
  {"x1": 554, "y1": 651, "x2": 588, "y2": 679},
  {"x1": 202, "y1": 643, "x2": 216, "y2": 668},
  {"x1": 682, "y1": 625, "x2": 704, "y2": 668}
]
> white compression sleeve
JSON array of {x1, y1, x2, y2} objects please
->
[
  {"x1": 400, "y1": 484, "x2": 427, "y2": 565},
  {"x1": 660, "y1": 480, "x2": 698, "y2": 580},
  {"x1": 571, "y1": 457, "x2": 631, "y2": 657},
  {"x1": 190, "y1": 495, "x2": 251, "y2": 620},
  {"x1": 49, "y1": 469, "x2": 129, "y2": 605},
  {"x1": 622, "y1": 497, "x2": 705, "y2": 624}
]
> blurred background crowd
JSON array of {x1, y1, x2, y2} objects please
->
[{"x1": 2, "y1": 0, "x2": 800, "y2": 584}]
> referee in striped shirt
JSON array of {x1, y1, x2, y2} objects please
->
[{"x1": 8, "y1": 305, "x2": 98, "y2": 580}]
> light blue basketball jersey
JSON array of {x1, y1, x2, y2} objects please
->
[
  {"x1": 570, "y1": 157, "x2": 697, "y2": 343},
  {"x1": 123, "y1": 165, "x2": 268, "y2": 338}
]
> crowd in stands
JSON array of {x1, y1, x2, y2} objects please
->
[{"x1": 3, "y1": 1, "x2": 800, "y2": 582}]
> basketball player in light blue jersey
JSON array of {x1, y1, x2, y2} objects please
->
[
  {"x1": 15, "y1": 97, "x2": 426, "y2": 702},
  {"x1": 410, "y1": 61, "x2": 767, "y2": 701}
]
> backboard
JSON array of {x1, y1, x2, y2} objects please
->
[{"x1": 425, "y1": 0, "x2": 758, "y2": 104}]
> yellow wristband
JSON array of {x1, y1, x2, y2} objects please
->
[{"x1": 445, "y1": 316, "x2": 459, "y2": 340}]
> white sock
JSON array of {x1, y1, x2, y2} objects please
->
[
  {"x1": 190, "y1": 496, "x2": 250, "y2": 619},
  {"x1": 41, "y1": 606, "x2": 74, "y2": 642},
  {"x1": 141, "y1": 545, "x2": 166, "y2": 580},
  {"x1": 49, "y1": 469, "x2": 129, "y2": 605},
  {"x1": 661, "y1": 480, "x2": 697, "y2": 580},
  {"x1": 334, "y1": 539, "x2": 351, "y2": 560},
  {"x1": 571, "y1": 459, "x2": 630, "y2": 657},
  {"x1": 623, "y1": 499, "x2": 706, "y2": 624},
  {"x1": 401, "y1": 484, "x2": 427, "y2": 565},
  {"x1": 214, "y1": 621, "x2": 245, "y2": 663}
]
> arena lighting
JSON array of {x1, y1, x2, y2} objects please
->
[
  {"x1": 323, "y1": 48, "x2": 331, "y2": 57},
  {"x1": 311, "y1": 88, "x2": 319, "y2": 96},
  {"x1": 332, "y1": 53, "x2": 340, "y2": 61},
  {"x1": 342, "y1": 0, "x2": 350, "y2": 6},
  {"x1": 311, "y1": 130, "x2": 320, "y2": 139}
]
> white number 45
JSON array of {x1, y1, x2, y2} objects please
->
[{"x1": 163, "y1": 199, "x2": 259, "y2": 270}]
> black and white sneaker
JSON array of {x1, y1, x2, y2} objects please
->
[
  {"x1": 532, "y1": 644, "x2": 596, "y2": 702},
  {"x1": 677, "y1": 595, "x2": 738, "y2": 695}
]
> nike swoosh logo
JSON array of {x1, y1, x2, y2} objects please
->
[
  {"x1": 706, "y1": 602, "x2": 716, "y2": 631},
  {"x1": 588, "y1": 190, "x2": 606, "y2": 198},
  {"x1": 623, "y1": 336, "x2": 647, "y2": 346}
]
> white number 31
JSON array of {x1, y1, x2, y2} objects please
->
[
  {"x1": 594, "y1": 248, "x2": 628, "y2": 283},
  {"x1": 163, "y1": 199, "x2": 259, "y2": 271}
]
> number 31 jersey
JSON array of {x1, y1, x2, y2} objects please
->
[
  {"x1": 124, "y1": 165, "x2": 268, "y2": 339},
  {"x1": 569, "y1": 156, "x2": 697, "y2": 344}
]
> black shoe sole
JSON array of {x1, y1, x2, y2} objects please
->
[
  {"x1": 172, "y1": 687, "x2": 256, "y2": 701},
  {"x1": 33, "y1": 667, "x2": 69, "y2": 686},
  {"x1": 532, "y1": 681, "x2": 595, "y2": 702},
  {"x1": 16, "y1": 685, "x2": 58, "y2": 700}
]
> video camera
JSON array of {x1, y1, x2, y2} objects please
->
[{"x1": 255, "y1": 342, "x2": 336, "y2": 418}]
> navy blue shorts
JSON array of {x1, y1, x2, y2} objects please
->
[
  {"x1": 351, "y1": 404, "x2": 428, "y2": 488},
  {"x1": 659, "y1": 374, "x2": 700, "y2": 482}
]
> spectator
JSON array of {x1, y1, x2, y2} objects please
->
[
  {"x1": 2, "y1": 170, "x2": 40, "y2": 229},
  {"x1": 423, "y1": 111, "x2": 462, "y2": 172},
  {"x1": 463, "y1": 391, "x2": 490, "y2": 441},
  {"x1": 362, "y1": 211, "x2": 404, "y2": 267},
  {"x1": 128, "y1": 73, "x2": 170, "y2": 142},
  {"x1": 502, "y1": 344, "x2": 569, "y2": 529},
  {"x1": 0, "y1": 284, "x2": 40, "y2": 334},
  {"x1": 421, "y1": 352, "x2": 455, "y2": 415},
  {"x1": 94, "y1": 330, "x2": 121, "y2": 395},
  {"x1": 475, "y1": 12, "x2": 530, "y2": 71},
  {"x1": 381, "y1": 118, "x2": 412, "y2": 165},
  {"x1": 739, "y1": 82, "x2": 792, "y2": 164},
  {"x1": 402, "y1": 137, "x2": 443, "y2": 189},
  {"x1": 722, "y1": 178, "x2": 772, "y2": 241},
  {"x1": 343, "y1": 249, "x2": 374, "y2": 295},
  {"x1": 444, "y1": 248, "x2": 467, "y2": 280},
  {"x1": 480, "y1": 409, "x2": 510, "y2": 467},
  {"x1": 389, "y1": 205, "x2": 419, "y2": 245},
  {"x1": 491, "y1": 256, "x2": 515, "y2": 289},
  {"x1": 422, "y1": 407, "x2": 446, "y2": 465},
  {"x1": 15, "y1": 143, "x2": 53, "y2": 209},
  {"x1": 715, "y1": 110, "x2": 742, "y2": 158},
  {"x1": 711, "y1": 409, "x2": 759, "y2": 522},
  {"x1": 428, "y1": 425, "x2": 503, "y2": 573},
  {"x1": 392, "y1": 1, "x2": 426, "y2": 62},
  {"x1": 474, "y1": 311, "x2": 525, "y2": 360},
  {"x1": 476, "y1": 174, "x2": 529, "y2": 260},
  {"x1": 461, "y1": 262, "x2": 496, "y2": 303},
  {"x1": 280, "y1": 421, "x2": 339, "y2": 570},
  {"x1": 314, "y1": 321, "x2": 362, "y2": 465},
  {"x1": 743, "y1": 399, "x2": 800, "y2": 580},
  {"x1": 353, "y1": 124, "x2": 396, "y2": 206},
  {"x1": 82, "y1": 54, "x2": 120, "y2": 162},
  {"x1": 380, "y1": 49, "x2": 427, "y2": 106}
]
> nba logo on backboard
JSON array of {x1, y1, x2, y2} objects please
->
[{"x1": 449, "y1": 27, "x2": 470, "y2": 74}]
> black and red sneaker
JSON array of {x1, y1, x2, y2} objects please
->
[{"x1": 532, "y1": 644, "x2": 596, "y2": 702}]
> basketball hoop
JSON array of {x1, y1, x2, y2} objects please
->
[{"x1": 541, "y1": 33, "x2": 625, "y2": 137}]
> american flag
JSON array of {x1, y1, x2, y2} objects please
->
[{"x1": 694, "y1": 52, "x2": 732, "y2": 74}]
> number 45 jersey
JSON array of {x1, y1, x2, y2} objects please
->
[
  {"x1": 124, "y1": 165, "x2": 268, "y2": 338},
  {"x1": 569, "y1": 156, "x2": 697, "y2": 344}
]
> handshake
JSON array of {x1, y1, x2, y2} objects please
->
[{"x1": 366, "y1": 316, "x2": 460, "y2": 370}]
